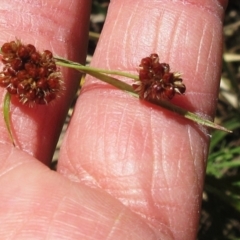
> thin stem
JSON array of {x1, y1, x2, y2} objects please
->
[
  {"x1": 150, "y1": 99, "x2": 232, "y2": 133},
  {"x1": 82, "y1": 69, "x2": 137, "y2": 94},
  {"x1": 55, "y1": 57, "x2": 139, "y2": 80}
]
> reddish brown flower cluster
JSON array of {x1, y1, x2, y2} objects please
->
[
  {"x1": 133, "y1": 53, "x2": 186, "y2": 100},
  {"x1": 0, "y1": 39, "x2": 63, "y2": 105}
]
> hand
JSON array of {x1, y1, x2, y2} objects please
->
[{"x1": 0, "y1": 1, "x2": 228, "y2": 239}]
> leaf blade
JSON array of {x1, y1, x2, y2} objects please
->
[{"x1": 3, "y1": 92, "x2": 15, "y2": 146}]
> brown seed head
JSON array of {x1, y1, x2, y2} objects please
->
[
  {"x1": 0, "y1": 39, "x2": 64, "y2": 105},
  {"x1": 133, "y1": 53, "x2": 186, "y2": 100}
]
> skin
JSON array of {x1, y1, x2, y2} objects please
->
[{"x1": 0, "y1": 0, "x2": 228, "y2": 239}]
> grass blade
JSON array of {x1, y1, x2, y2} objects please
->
[{"x1": 3, "y1": 92, "x2": 15, "y2": 146}]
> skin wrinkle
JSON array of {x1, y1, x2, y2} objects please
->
[
  {"x1": 179, "y1": 141, "x2": 199, "y2": 191},
  {"x1": 159, "y1": 128, "x2": 172, "y2": 224},
  {"x1": 187, "y1": 127, "x2": 197, "y2": 169},
  {"x1": 8, "y1": 0, "x2": 77, "y2": 31},
  {"x1": 60, "y1": 200, "x2": 109, "y2": 222},
  {"x1": 76, "y1": 99, "x2": 94, "y2": 140},
  {"x1": 87, "y1": 102, "x2": 109, "y2": 176},
  {"x1": 157, "y1": 11, "x2": 175, "y2": 60},
  {"x1": 52, "y1": 220, "x2": 84, "y2": 234},
  {"x1": 138, "y1": 179, "x2": 154, "y2": 219},
  {"x1": 104, "y1": 3, "x2": 123, "y2": 69},
  {"x1": 0, "y1": 1, "x2": 85, "y2": 60},
  {"x1": 161, "y1": 128, "x2": 170, "y2": 185},
  {"x1": 147, "y1": 13, "x2": 160, "y2": 51},
  {"x1": 197, "y1": 23, "x2": 222, "y2": 102},
  {"x1": 67, "y1": 198, "x2": 112, "y2": 228},
  {"x1": 3, "y1": 12, "x2": 56, "y2": 41},
  {"x1": 173, "y1": 13, "x2": 186, "y2": 61},
  {"x1": 121, "y1": 3, "x2": 138, "y2": 66},
  {"x1": 167, "y1": 0, "x2": 225, "y2": 18},
  {"x1": 119, "y1": 109, "x2": 137, "y2": 164},
  {"x1": 0, "y1": 161, "x2": 25, "y2": 179},
  {"x1": 184, "y1": 199, "x2": 199, "y2": 235},
  {"x1": 64, "y1": 98, "x2": 101, "y2": 184},
  {"x1": 0, "y1": 145, "x2": 14, "y2": 170},
  {"x1": 187, "y1": 126, "x2": 205, "y2": 197},
  {"x1": 126, "y1": 12, "x2": 143, "y2": 65},
  {"x1": 105, "y1": 208, "x2": 124, "y2": 240},
  {"x1": 174, "y1": 141, "x2": 186, "y2": 183},
  {"x1": 207, "y1": 28, "x2": 219, "y2": 83},
  {"x1": 190, "y1": 128, "x2": 208, "y2": 191},
  {"x1": 11, "y1": 110, "x2": 37, "y2": 151},
  {"x1": 49, "y1": 193, "x2": 114, "y2": 238},
  {"x1": 97, "y1": 101, "x2": 108, "y2": 173},
  {"x1": 49, "y1": 222, "x2": 88, "y2": 240},
  {"x1": 200, "y1": 40, "x2": 221, "y2": 111},
  {"x1": 140, "y1": 130, "x2": 152, "y2": 185},
  {"x1": 150, "y1": 122, "x2": 202, "y2": 234},
  {"x1": 3, "y1": 218, "x2": 20, "y2": 239},
  {"x1": 114, "y1": 102, "x2": 129, "y2": 161},
  {"x1": 38, "y1": 219, "x2": 53, "y2": 240},
  {"x1": 103, "y1": 104, "x2": 135, "y2": 175},
  {"x1": 149, "y1": 125, "x2": 158, "y2": 206},
  {"x1": 169, "y1": 13, "x2": 185, "y2": 61},
  {"x1": 105, "y1": 103, "x2": 130, "y2": 164},
  {"x1": 46, "y1": 194, "x2": 70, "y2": 238},
  {"x1": 195, "y1": 20, "x2": 208, "y2": 76},
  {"x1": 6, "y1": 170, "x2": 60, "y2": 236},
  {"x1": 202, "y1": 28, "x2": 214, "y2": 91},
  {"x1": 149, "y1": 110, "x2": 161, "y2": 202},
  {"x1": 154, "y1": 13, "x2": 164, "y2": 51},
  {"x1": 9, "y1": 204, "x2": 39, "y2": 239},
  {"x1": 63, "y1": 136, "x2": 81, "y2": 182},
  {"x1": 108, "y1": 107, "x2": 134, "y2": 172}
]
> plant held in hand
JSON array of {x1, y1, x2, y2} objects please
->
[{"x1": 0, "y1": 40, "x2": 232, "y2": 146}]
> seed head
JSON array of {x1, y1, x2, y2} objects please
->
[
  {"x1": 133, "y1": 53, "x2": 186, "y2": 100},
  {"x1": 0, "y1": 39, "x2": 64, "y2": 105}
]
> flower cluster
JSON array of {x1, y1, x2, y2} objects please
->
[
  {"x1": 133, "y1": 53, "x2": 186, "y2": 100},
  {"x1": 0, "y1": 40, "x2": 63, "y2": 105}
]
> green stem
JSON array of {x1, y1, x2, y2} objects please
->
[
  {"x1": 149, "y1": 99, "x2": 232, "y2": 133},
  {"x1": 3, "y1": 92, "x2": 15, "y2": 146},
  {"x1": 82, "y1": 69, "x2": 137, "y2": 94},
  {"x1": 55, "y1": 57, "x2": 139, "y2": 80}
]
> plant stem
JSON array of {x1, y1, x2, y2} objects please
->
[
  {"x1": 3, "y1": 92, "x2": 15, "y2": 146},
  {"x1": 55, "y1": 57, "x2": 139, "y2": 80},
  {"x1": 150, "y1": 99, "x2": 232, "y2": 133}
]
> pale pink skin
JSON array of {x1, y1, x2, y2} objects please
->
[{"x1": 0, "y1": 0, "x2": 228, "y2": 239}]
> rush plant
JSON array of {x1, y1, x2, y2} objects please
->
[{"x1": 0, "y1": 40, "x2": 232, "y2": 146}]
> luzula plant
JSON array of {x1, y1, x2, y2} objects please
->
[{"x1": 0, "y1": 39, "x2": 231, "y2": 146}]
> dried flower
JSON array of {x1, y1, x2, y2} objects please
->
[
  {"x1": 0, "y1": 39, "x2": 64, "y2": 105},
  {"x1": 132, "y1": 53, "x2": 186, "y2": 100}
]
